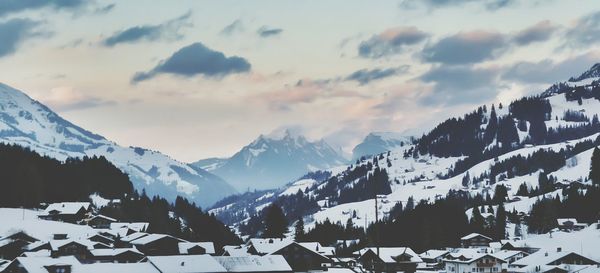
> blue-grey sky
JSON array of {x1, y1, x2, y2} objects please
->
[{"x1": 1, "y1": 0, "x2": 600, "y2": 161}]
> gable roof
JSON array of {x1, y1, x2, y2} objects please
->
[
  {"x1": 178, "y1": 242, "x2": 216, "y2": 254},
  {"x1": 214, "y1": 255, "x2": 292, "y2": 272},
  {"x1": 493, "y1": 250, "x2": 527, "y2": 260},
  {"x1": 223, "y1": 245, "x2": 250, "y2": 256},
  {"x1": 512, "y1": 249, "x2": 598, "y2": 267},
  {"x1": 269, "y1": 242, "x2": 331, "y2": 262},
  {"x1": 247, "y1": 238, "x2": 292, "y2": 254},
  {"x1": 443, "y1": 248, "x2": 507, "y2": 264},
  {"x1": 89, "y1": 214, "x2": 117, "y2": 222},
  {"x1": 130, "y1": 234, "x2": 186, "y2": 245},
  {"x1": 10, "y1": 256, "x2": 81, "y2": 273},
  {"x1": 42, "y1": 202, "x2": 91, "y2": 216},
  {"x1": 110, "y1": 222, "x2": 149, "y2": 232},
  {"x1": 357, "y1": 247, "x2": 423, "y2": 263},
  {"x1": 74, "y1": 262, "x2": 160, "y2": 273},
  {"x1": 49, "y1": 240, "x2": 88, "y2": 251},
  {"x1": 147, "y1": 255, "x2": 227, "y2": 273},
  {"x1": 461, "y1": 233, "x2": 493, "y2": 241},
  {"x1": 420, "y1": 249, "x2": 450, "y2": 260},
  {"x1": 89, "y1": 248, "x2": 144, "y2": 257}
]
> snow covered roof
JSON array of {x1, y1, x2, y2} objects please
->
[
  {"x1": 121, "y1": 232, "x2": 148, "y2": 242},
  {"x1": 419, "y1": 249, "x2": 449, "y2": 259},
  {"x1": 10, "y1": 256, "x2": 81, "y2": 273},
  {"x1": 492, "y1": 250, "x2": 526, "y2": 260},
  {"x1": 512, "y1": 249, "x2": 598, "y2": 267},
  {"x1": 443, "y1": 248, "x2": 506, "y2": 264},
  {"x1": 223, "y1": 245, "x2": 250, "y2": 256},
  {"x1": 557, "y1": 218, "x2": 578, "y2": 225},
  {"x1": 74, "y1": 262, "x2": 160, "y2": 273},
  {"x1": 130, "y1": 233, "x2": 186, "y2": 245},
  {"x1": 247, "y1": 238, "x2": 292, "y2": 254},
  {"x1": 42, "y1": 202, "x2": 90, "y2": 215},
  {"x1": 147, "y1": 255, "x2": 227, "y2": 273},
  {"x1": 214, "y1": 255, "x2": 292, "y2": 272},
  {"x1": 461, "y1": 233, "x2": 492, "y2": 241},
  {"x1": 298, "y1": 242, "x2": 335, "y2": 256},
  {"x1": 356, "y1": 247, "x2": 423, "y2": 263},
  {"x1": 110, "y1": 222, "x2": 149, "y2": 232},
  {"x1": 89, "y1": 214, "x2": 117, "y2": 222},
  {"x1": 21, "y1": 250, "x2": 51, "y2": 257},
  {"x1": 178, "y1": 242, "x2": 216, "y2": 254},
  {"x1": 89, "y1": 248, "x2": 143, "y2": 257},
  {"x1": 49, "y1": 239, "x2": 89, "y2": 251}
]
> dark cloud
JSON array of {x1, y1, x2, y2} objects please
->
[
  {"x1": 94, "y1": 3, "x2": 115, "y2": 15},
  {"x1": 513, "y1": 20, "x2": 558, "y2": 46},
  {"x1": 422, "y1": 30, "x2": 508, "y2": 65},
  {"x1": 564, "y1": 11, "x2": 600, "y2": 48},
  {"x1": 257, "y1": 26, "x2": 283, "y2": 38},
  {"x1": 0, "y1": 0, "x2": 87, "y2": 16},
  {"x1": 345, "y1": 66, "x2": 409, "y2": 85},
  {"x1": 502, "y1": 53, "x2": 600, "y2": 84},
  {"x1": 419, "y1": 65, "x2": 500, "y2": 105},
  {"x1": 102, "y1": 11, "x2": 192, "y2": 47},
  {"x1": 358, "y1": 26, "x2": 428, "y2": 58},
  {"x1": 400, "y1": 0, "x2": 516, "y2": 11},
  {"x1": 220, "y1": 19, "x2": 244, "y2": 36},
  {"x1": 131, "y1": 42, "x2": 251, "y2": 83},
  {"x1": 0, "y1": 18, "x2": 42, "y2": 58}
]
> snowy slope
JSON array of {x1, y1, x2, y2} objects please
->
[
  {"x1": 352, "y1": 132, "x2": 414, "y2": 160},
  {"x1": 193, "y1": 129, "x2": 348, "y2": 191},
  {"x1": 0, "y1": 83, "x2": 235, "y2": 207}
]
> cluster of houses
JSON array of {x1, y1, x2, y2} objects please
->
[{"x1": 0, "y1": 202, "x2": 599, "y2": 273}]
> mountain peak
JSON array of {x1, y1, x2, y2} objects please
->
[{"x1": 568, "y1": 63, "x2": 600, "y2": 82}]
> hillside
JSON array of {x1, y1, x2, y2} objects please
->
[
  {"x1": 0, "y1": 83, "x2": 235, "y2": 207},
  {"x1": 209, "y1": 63, "x2": 600, "y2": 237}
]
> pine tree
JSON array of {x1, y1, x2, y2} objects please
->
[
  {"x1": 263, "y1": 204, "x2": 288, "y2": 238},
  {"x1": 590, "y1": 147, "x2": 600, "y2": 186},
  {"x1": 495, "y1": 203, "x2": 507, "y2": 240},
  {"x1": 462, "y1": 172, "x2": 471, "y2": 187},
  {"x1": 516, "y1": 183, "x2": 529, "y2": 196},
  {"x1": 294, "y1": 217, "x2": 305, "y2": 241}
]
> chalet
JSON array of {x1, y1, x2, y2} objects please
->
[
  {"x1": 443, "y1": 249, "x2": 507, "y2": 273},
  {"x1": 356, "y1": 247, "x2": 422, "y2": 273},
  {"x1": 269, "y1": 242, "x2": 332, "y2": 272},
  {"x1": 461, "y1": 233, "x2": 493, "y2": 248},
  {"x1": 87, "y1": 248, "x2": 145, "y2": 263},
  {"x1": 556, "y1": 219, "x2": 587, "y2": 232},
  {"x1": 3, "y1": 256, "x2": 81, "y2": 273},
  {"x1": 419, "y1": 249, "x2": 449, "y2": 270},
  {"x1": 109, "y1": 222, "x2": 150, "y2": 233},
  {"x1": 510, "y1": 248, "x2": 598, "y2": 273},
  {"x1": 147, "y1": 255, "x2": 227, "y2": 273},
  {"x1": 214, "y1": 255, "x2": 293, "y2": 273},
  {"x1": 298, "y1": 242, "x2": 336, "y2": 257},
  {"x1": 493, "y1": 250, "x2": 528, "y2": 264},
  {"x1": 130, "y1": 234, "x2": 185, "y2": 256},
  {"x1": 500, "y1": 240, "x2": 540, "y2": 254},
  {"x1": 247, "y1": 238, "x2": 292, "y2": 256},
  {"x1": 0, "y1": 238, "x2": 30, "y2": 260},
  {"x1": 86, "y1": 214, "x2": 117, "y2": 229},
  {"x1": 38, "y1": 202, "x2": 91, "y2": 223},
  {"x1": 178, "y1": 242, "x2": 216, "y2": 255},
  {"x1": 49, "y1": 240, "x2": 89, "y2": 259}
]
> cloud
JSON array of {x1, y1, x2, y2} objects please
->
[
  {"x1": 564, "y1": 10, "x2": 600, "y2": 48},
  {"x1": 94, "y1": 3, "x2": 115, "y2": 15},
  {"x1": 131, "y1": 42, "x2": 251, "y2": 83},
  {"x1": 419, "y1": 65, "x2": 501, "y2": 105},
  {"x1": 0, "y1": 18, "x2": 43, "y2": 58},
  {"x1": 345, "y1": 66, "x2": 409, "y2": 85},
  {"x1": 102, "y1": 11, "x2": 192, "y2": 47},
  {"x1": 502, "y1": 52, "x2": 600, "y2": 84},
  {"x1": 358, "y1": 26, "x2": 428, "y2": 58},
  {"x1": 512, "y1": 20, "x2": 558, "y2": 46},
  {"x1": 257, "y1": 26, "x2": 283, "y2": 38},
  {"x1": 220, "y1": 19, "x2": 244, "y2": 36},
  {"x1": 422, "y1": 30, "x2": 508, "y2": 65},
  {"x1": 400, "y1": 0, "x2": 516, "y2": 11},
  {"x1": 0, "y1": 0, "x2": 87, "y2": 16},
  {"x1": 37, "y1": 86, "x2": 115, "y2": 112}
]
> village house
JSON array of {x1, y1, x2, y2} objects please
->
[
  {"x1": 269, "y1": 241, "x2": 332, "y2": 272},
  {"x1": 461, "y1": 233, "x2": 493, "y2": 248},
  {"x1": 443, "y1": 249, "x2": 507, "y2": 273},
  {"x1": 500, "y1": 240, "x2": 540, "y2": 254},
  {"x1": 419, "y1": 249, "x2": 450, "y2": 270},
  {"x1": 87, "y1": 248, "x2": 146, "y2": 263},
  {"x1": 178, "y1": 242, "x2": 216, "y2": 255},
  {"x1": 38, "y1": 202, "x2": 91, "y2": 223},
  {"x1": 2, "y1": 256, "x2": 81, "y2": 273},
  {"x1": 356, "y1": 247, "x2": 422, "y2": 273},
  {"x1": 86, "y1": 215, "x2": 117, "y2": 229},
  {"x1": 493, "y1": 250, "x2": 528, "y2": 264},
  {"x1": 246, "y1": 238, "x2": 292, "y2": 256},
  {"x1": 556, "y1": 219, "x2": 588, "y2": 232},
  {"x1": 222, "y1": 245, "x2": 251, "y2": 256},
  {"x1": 147, "y1": 255, "x2": 228, "y2": 273},
  {"x1": 509, "y1": 248, "x2": 598, "y2": 273},
  {"x1": 130, "y1": 234, "x2": 185, "y2": 256},
  {"x1": 49, "y1": 240, "x2": 89, "y2": 259},
  {"x1": 0, "y1": 232, "x2": 38, "y2": 260},
  {"x1": 214, "y1": 256, "x2": 293, "y2": 273}
]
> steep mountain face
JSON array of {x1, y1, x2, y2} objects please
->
[
  {"x1": 0, "y1": 83, "x2": 235, "y2": 207},
  {"x1": 193, "y1": 130, "x2": 348, "y2": 191},
  {"x1": 351, "y1": 132, "x2": 414, "y2": 160},
  {"x1": 210, "y1": 63, "x2": 600, "y2": 234}
]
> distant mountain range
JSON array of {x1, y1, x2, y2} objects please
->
[
  {"x1": 351, "y1": 132, "x2": 414, "y2": 160},
  {"x1": 192, "y1": 130, "x2": 348, "y2": 191},
  {"x1": 0, "y1": 83, "x2": 235, "y2": 207}
]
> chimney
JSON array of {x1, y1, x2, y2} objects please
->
[
  {"x1": 557, "y1": 247, "x2": 562, "y2": 252},
  {"x1": 545, "y1": 252, "x2": 548, "y2": 257},
  {"x1": 181, "y1": 262, "x2": 185, "y2": 266}
]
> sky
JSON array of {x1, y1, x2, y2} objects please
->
[{"x1": 1, "y1": 0, "x2": 600, "y2": 162}]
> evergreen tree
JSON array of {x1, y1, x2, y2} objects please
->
[
  {"x1": 484, "y1": 105, "x2": 498, "y2": 144},
  {"x1": 495, "y1": 203, "x2": 507, "y2": 240},
  {"x1": 590, "y1": 147, "x2": 600, "y2": 186},
  {"x1": 516, "y1": 183, "x2": 529, "y2": 196},
  {"x1": 470, "y1": 207, "x2": 486, "y2": 234},
  {"x1": 294, "y1": 217, "x2": 305, "y2": 241},
  {"x1": 462, "y1": 172, "x2": 471, "y2": 187},
  {"x1": 263, "y1": 204, "x2": 288, "y2": 238}
]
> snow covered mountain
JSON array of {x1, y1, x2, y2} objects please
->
[
  {"x1": 192, "y1": 129, "x2": 348, "y2": 191},
  {"x1": 209, "y1": 63, "x2": 600, "y2": 233},
  {"x1": 351, "y1": 132, "x2": 414, "y2": 160},
  {"x1": 0, "y1": 83, "x2": 235, "y2": 207}
]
